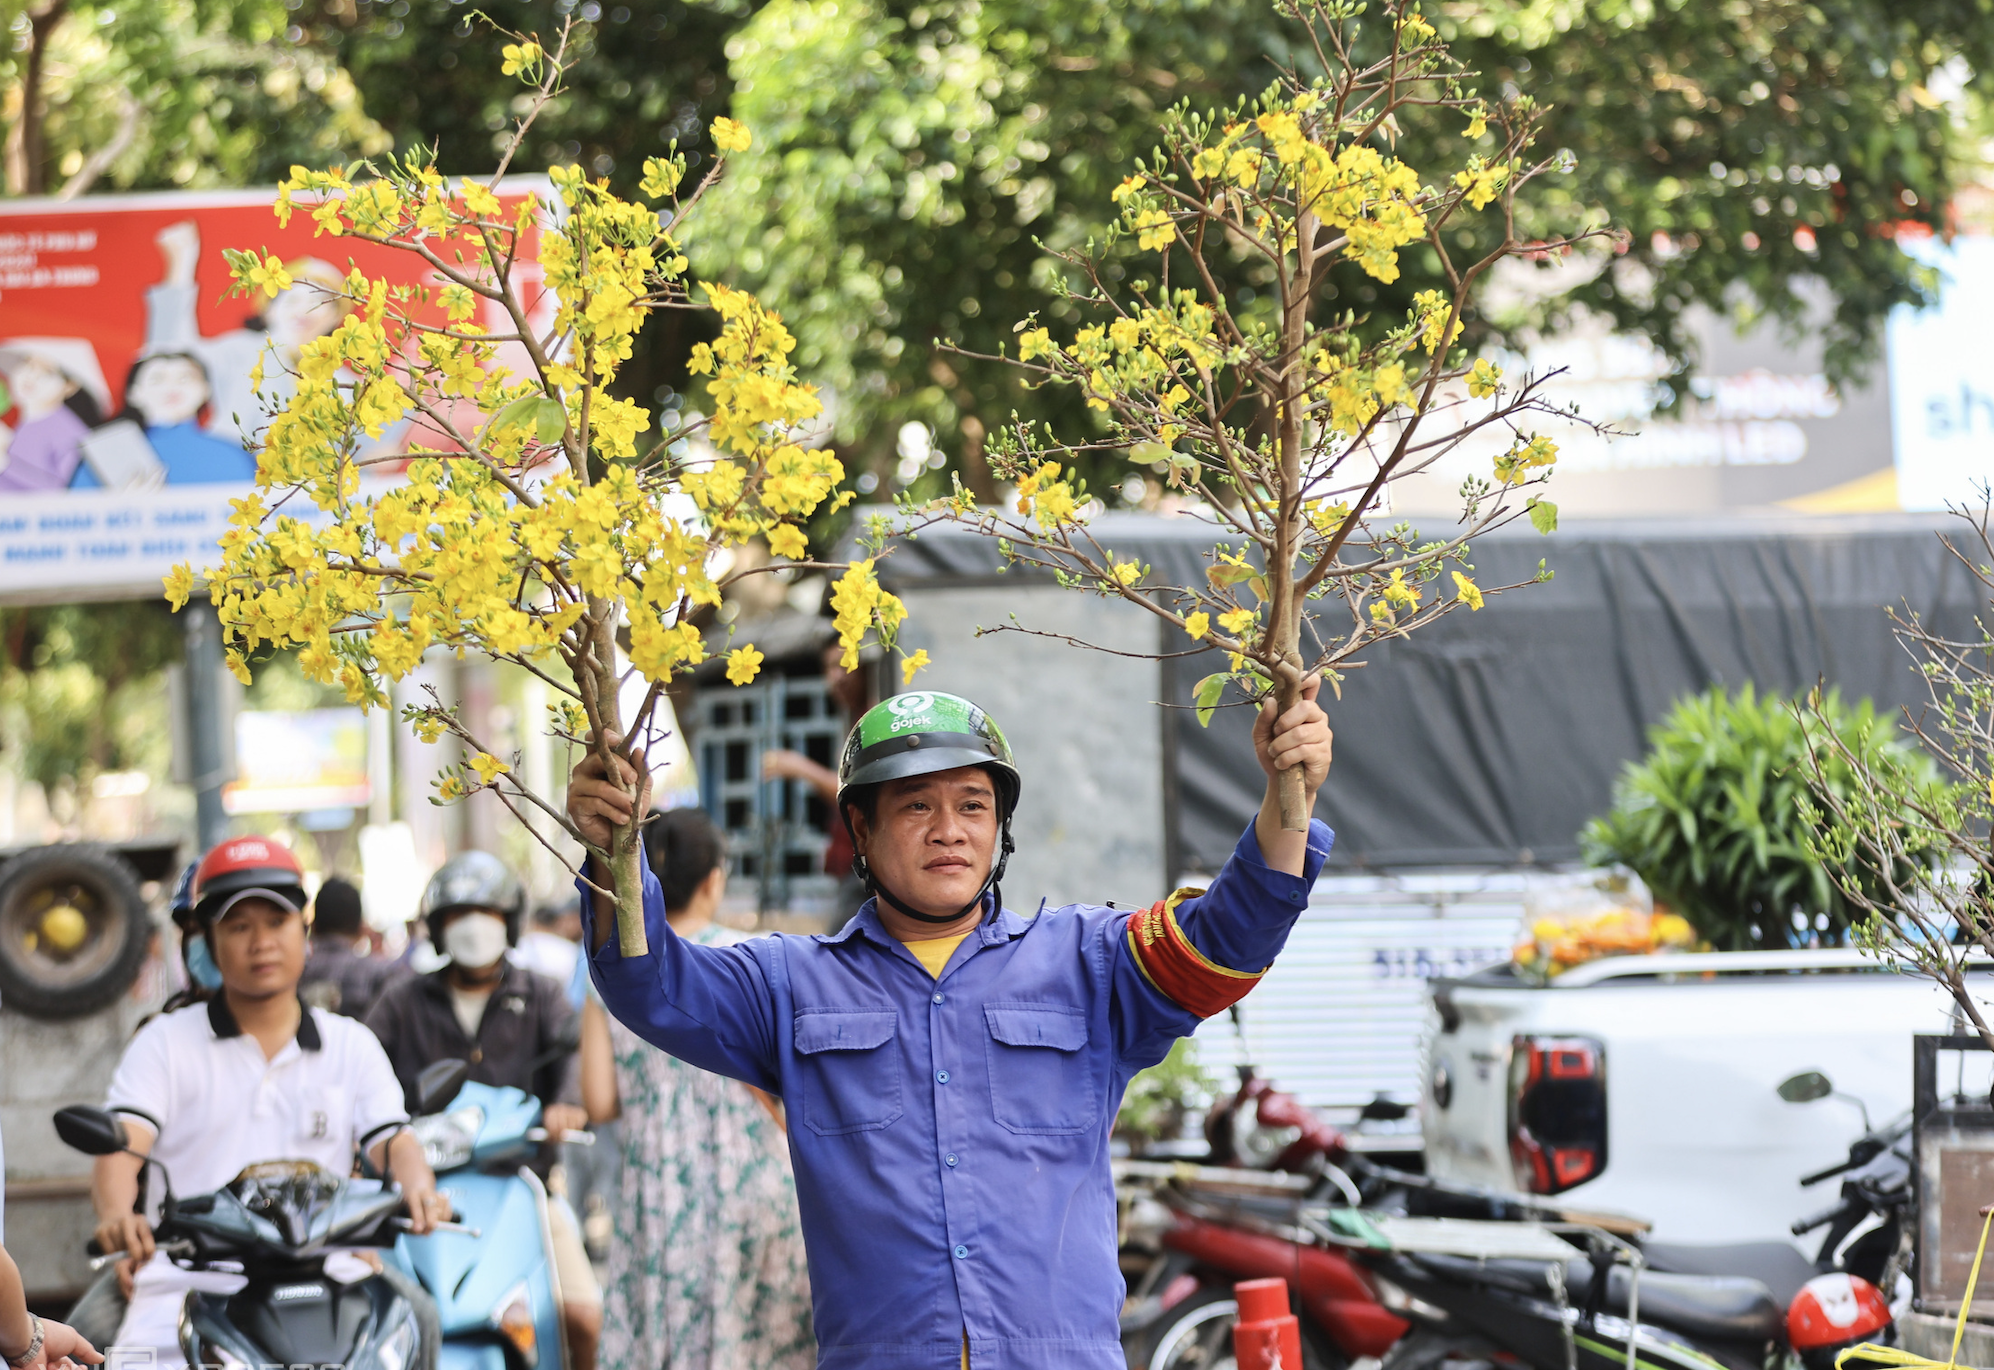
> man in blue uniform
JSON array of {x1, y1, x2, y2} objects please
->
[{"x1": 567, "y1": 681, "x2": 1334, "y2": 1370}]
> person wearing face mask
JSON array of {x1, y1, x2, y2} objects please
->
[{"x1": 362, "y1": 851, "x2": 601, "y2": 1370}]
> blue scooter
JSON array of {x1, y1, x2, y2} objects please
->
[{"x1": 388, "y1": 1062, "x2": 584, "y2": 1370}]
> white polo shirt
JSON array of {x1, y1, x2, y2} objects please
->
[
  {"x1": 107, "y1": 996, "x2": 408, "y2": 1197},
  {"x1": 104, "y1": 997, "x2": 409, "y2": 1358}
]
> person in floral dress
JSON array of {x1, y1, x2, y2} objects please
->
[{"x1": 581, "y1": 809, "x2": 813, "y2": 1370}]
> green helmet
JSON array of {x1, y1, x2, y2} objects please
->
[{"x1": 837, "y1": 691, "x2": 1021, "y2": 817}]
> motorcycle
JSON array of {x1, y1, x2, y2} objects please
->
[
  {"x1": 1118, "y1": 1068, "x2": 1653, "y2": 1370},
  {"x1": 1118, "y1": 1066, "x2": 1407, "y2": 1370},
  {"x1": 388, "y1": 1060, "x2": 589, "y2": 1370},
  {"x1": 53, "y1": 1102, "x2": 441, "y2": 1370},
  {"x1": 1359, "y1": 1071, "x2": 1910, "y2": 1370}
]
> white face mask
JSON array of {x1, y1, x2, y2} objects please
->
[{"x1": 442, "y1": 912, "x2": 510, "y2": 971}]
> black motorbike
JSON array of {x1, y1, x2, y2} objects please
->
[
  {"x1": 54, "y1": 1072, "x2": 465, "y2": 1370},
  {"x1": 1354, "y1": 1074, "x2": 1911, "y2": 1370}
]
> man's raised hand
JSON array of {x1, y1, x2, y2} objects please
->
[
  {"x1": 566, "y1": 733, "x2": 651, "y2": 850},
  {"x1": 1253, "y1": 674, "x2": 1333, "y2": 795}
]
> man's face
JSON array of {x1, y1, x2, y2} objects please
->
[
  {"x1": 852, "y1": 767, "x2": 998, "y2": 919},
  {"x1": 210, "y1": 897, "x2": 306, "y2": 1000}
]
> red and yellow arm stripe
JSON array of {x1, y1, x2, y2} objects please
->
[{"x1": 1125, "y1": 887, "x2": 1266, "y2": 1019}]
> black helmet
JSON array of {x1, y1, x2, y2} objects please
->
[
  {"x1": 421, "y1": 851, "x2": 526, "y2": 950},
  {"x1": 834, "y1": 690, "x2": 1020, "y2": 926}
]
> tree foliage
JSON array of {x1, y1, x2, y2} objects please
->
[
  {"x1": 1799, "y1": 504, "x2": 1994, "y2": 1049},
  {"x1": 0, "y1": 0, "x2": 390, "y2": 197},
  {"x1": 0, "y1": 602, "x2": 181, "y2": 791},
  {"x1": 1582, "y1": 683, "x2": 1942, "y2": 952},
  {"x1": 698, "y1": 0, "x2": 1993, "y2": 490},
  {"x1": 165, "y1": 28, "x2": 907, "y2": 952},
  {"x1": 8, "y1": 0, "x2": 1989, "y2": 511},
  {"x1": 884, "y1": 0, "x2": 1592, "y2": 828}
]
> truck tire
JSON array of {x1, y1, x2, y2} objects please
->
[{"x1": 0, "y1": 845, "x2": 152, "y2": 1019}]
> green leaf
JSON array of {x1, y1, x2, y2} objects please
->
[
  {"x1": 1194, "y1": 672, "x2": 1228, "y2": 728},
  {"x1": 491, "y1": 394, "x2": 569, "y2": 445},
  {"x1": 1528, "y1": 498, "x2": 1559, "y2": 535},
  {"x1": 531, "y1": 396, "x2": 569, "y2": 445},
  {"x1": 1207, "y1": 563, "x2": 1254, "y2": 590}
]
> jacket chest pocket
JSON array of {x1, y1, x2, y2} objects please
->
[
  {"x1": 792, "y1": 1009, "x2": 902, "y2": 1136},
  {"x1": 984, "y1": 1004, "x2": 1095, "y2": 1135}
]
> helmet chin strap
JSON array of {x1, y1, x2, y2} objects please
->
[{"x1": 854, "y1": 816, "x2": 1015, "y2": 927}]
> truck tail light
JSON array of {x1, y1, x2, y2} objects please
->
[{"x1": 1508, "y1": 1035, "x2": 1606, "y2": 1195}]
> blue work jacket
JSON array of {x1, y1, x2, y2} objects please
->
[{"x1": 583, "y1": 817, "x2": 1332, "y2": 1370}]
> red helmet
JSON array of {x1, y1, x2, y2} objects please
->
[
  {"x1": 191, "y1": 835, "x2": 307, "y2": 927},
  {"x1": 1788, "y1": 1273, "x2": 1893, "y2": 1370}
]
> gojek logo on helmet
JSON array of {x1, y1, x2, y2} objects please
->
[{"x1": 886, "y1": 693, "x2": 935, "y2": 731}]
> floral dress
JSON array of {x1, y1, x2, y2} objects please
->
[{"x1": 598, "y1": 923, "x2": 815, "y2": 1370}]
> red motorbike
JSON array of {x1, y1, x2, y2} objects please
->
[{"x1": 1119, "y1": 1066, "x2": 1411, "y2": 1370}]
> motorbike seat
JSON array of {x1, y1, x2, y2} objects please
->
[
  {"x1": 1416, "y1": 1255, "x2": 1784, "y2": 1345},
  {"x1": 1642, "y1": 1241, "x2": 1819, "y2": 1312}
]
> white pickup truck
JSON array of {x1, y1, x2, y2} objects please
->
[{"x1": 1420, "y1": 948, "x2": 1990, "y2": 1244}]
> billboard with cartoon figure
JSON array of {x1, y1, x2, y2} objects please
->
[{"x1": 0, "y1": 184, "x2": 549, "y2": 603}]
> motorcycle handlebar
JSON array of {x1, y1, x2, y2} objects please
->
[
  {"x1": 1800, "y1": 1159, "x2": 1854, "y2": 1187},
  {"x1": 1792, "y1": 1196, "x2": 1859, "y2": 1236},
  {"x1": 89, "y1": 1239, "x2": 192, "y2": 1272},
  {"x1": 526, "y1": 1127, "x2": 595, "y2": 1145}
]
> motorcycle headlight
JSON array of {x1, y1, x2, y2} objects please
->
[
  {"x1": 181, "y1": 1327, "x2": 252, "y2": 1370},
  {"x1": 493, "y1": 1281, "x2": 537, "y2": 1368},
  {"x1": 413, "y1": 1105, "x2": 485, "y2": 1172},
  {"x1": 374, "y1": 1304, "x2": 421, "y2": 1370}
]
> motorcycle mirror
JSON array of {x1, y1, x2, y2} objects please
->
[
  {"x1": 1778, "y1": 1071, "x2": 1834, "y2": 1104},
  {"x1": 415, "y1": 1059, "x2": 472, "y2": 1115},
  {"x1": 54, "y1": 1105, "x2": 130, "y2": 1156}
]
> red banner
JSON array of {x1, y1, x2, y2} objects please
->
[{"x1": 0, "y1": 182, "x2": 550, "y2": 603}]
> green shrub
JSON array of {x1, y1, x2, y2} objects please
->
[
  {"x1": 1116, "y1": 1038, "x2": 1215, "y2": 1151},
  {"x1": 1580, "y1": 684, "x2": 1941, "y2": 951}
]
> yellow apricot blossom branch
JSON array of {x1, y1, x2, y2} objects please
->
[{"x1": 166, "y1": 22, "x2": 905, "y2": 954}]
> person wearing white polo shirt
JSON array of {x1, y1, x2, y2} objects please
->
[{"x1": 88, "y1": 836, "x2": 447, "y2": 1366}]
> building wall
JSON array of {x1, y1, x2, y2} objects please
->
[{"x1": 893, "y1": 584, "x2": 1168, "y2": 914}]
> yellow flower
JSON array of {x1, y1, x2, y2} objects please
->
[
  {"x1": 246, "y1": 254, "x2": 292, "y2": 299},
  {"x1": 726, "y1": 645, "x2": 764, "y2": 686},
  {"x1": 1018, "y1": 327, "x2": 1054, "y2": 362},
  {"x1": 1452, "y1": 572, "x2": 1485, "y2": 610},
  {"x1": 1218, "y1": 607, "x2": 1257, "y2": 635},
  {"x1": 462, "y1": 181, "x2": 502, "y2": 219},
  {"x1": 1111, "y1": 560, "x2": 1142, "y2": 586},
  {"x1": 1111, "y1": 176, "x2": 1143, "y2": 204},
  {"x1": 768, "y1": 524, "x2": 808, "y2": 559},
  {"x1": 468, "y1": 752, "x2": 511, "y2": 784},
  {"x1": 1134, "y1": 209, "x2": 1173, "y2": 253},
  {"x1": 900, "y1": 649, "x2": 931, "y2": 685},
  {"x1": 710, "y1": 117, "x2": 752, "y2": 152},
  {"x1": 437, "y1": 776, "x2": 467, "y2": 801},
  {"x1": 640, "y1": 156, "x2": 683, "y2": 199},
  {"x1": 163, "y1": 564, "x2": 195, "y2": 610},
  {"x1": 1467, "y1": 358, "x2": 1502, "y2": 399},
  {"x1": 1184, "y1": 611, "x2": 1210, "y2": 640},
  {"x1": 1465, "y1": 106, "x2": 1488, "y2": 140},
  {"x1": 500, "y1": 42, "x2": 541, "y2": 78}
]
